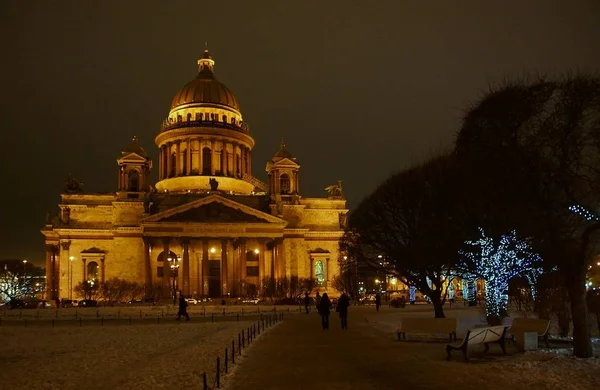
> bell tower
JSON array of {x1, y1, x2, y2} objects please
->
[
  {"x1": 117, "y1": 136, "x2": 152, "y2": 192},
  {"x1": 266, "y1": 140, "x2": 300, "y2": 199}
]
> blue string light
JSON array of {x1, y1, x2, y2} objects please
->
[{"x1": 460, "y1": 228, "x2": 543, "y2": 318}]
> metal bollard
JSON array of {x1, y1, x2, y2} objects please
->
[
  {"x1": 257, "y1": 320, "x2": 260, "y2": 335},
  {"x1": 203, "y1": 372, "x2": 207, "y2": 390},
  {"x1": 242, "y1": 330, "x2": 245, "y2": 348},
  {"x1": 238, "y1": 333, "x2": 242, "y2": 354},
  {"x1": 232, "y1": 340, "x2": 235, "y2": 364},
  {"x1": 216, "y1": 356, "x2": 220, "y2": 388}
]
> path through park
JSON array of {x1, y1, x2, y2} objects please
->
[{"x1": 225, "y1": 306, "x2": 600, "y2": 390}]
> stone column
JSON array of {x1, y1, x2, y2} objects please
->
[
  {"x1": 223, "y1": 141, "x2": 228, "y2": 176},
  {"x1": 186, "y1": 139, "x2": 192, "y2": 175},
  {"x1": 241, "y1": 146, "x2": 246, "y2": 176},
  {"x1": 158, "y1": 146, "x2": 163, "y2": 180},
  {"x1": 82, "y1": 258, "x2": 87, "y2": 283},
  {"x1": 198, "y1": 138, "x2": 204, "y2": 175},
  {"x1": 202, "y1": 238, "x2": 209, "y2": 296},
  {"x1": 210, "y1": 139, "x2": 216, "y2": 175},
  {"x1": 59, "y1": 241, "x2": 70, "y2": 299},
  {"x1": 166, "y1": 143, "x2": 173, "y2": 178},
  {"x1": 259, "y1": 239, "x2": 266, "y2": 292},
  {"x1": 162, "y1": 238, "x2": 171, "y2": 299},
  {"x1": 45, "y1": 245, "x2": 56, "y2": 299},
  {"x1": 247, "y1": 149, "x2": 252, "y2": 175},
  {"x1": 143, "y1": 238, "x2": 152, "y2": 296},
  {"x1": 231, "y1": 143, "x2": 238, "y2": 176},
  {"x1": 326, "y1": 258, "x2": 330, "y2": 288},
  {"x1": 182, "y1": 238, "x2": 190, "y2": 296},
  {"x1": 175, "y1": 141, "x2": 181, "y2": 176},
  {"x1": 221, "y1": 239, "x2": 228, "y2": 296},
  {"x1": 278, "y1": 239, "x2": 286, "y2": 280},
  {"x1": 239, "y1": 239, "x2": 247, "y2": 295},
  {"x1": 101, "y1": 258, "x2": 106, "y2": 284},
  {"x1": 310, "y1": 258, "x2": 314, "y2": 279}
]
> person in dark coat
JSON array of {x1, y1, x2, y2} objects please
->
[
  {"x1": 304, "y1": 292, "x2": 310, "y2": 314},
  {"x1": 176, "y1": 294, "x2": 190, "y2": 321},
  {"x1": 375, "y1": 293, "x2": 381, "y2": 312},
  {"x1": 337, "y1": 293, "x2": 350, "y2": 329},
  {"x1": 318, "y1": 293, "x2": 331, "y2": 329}
]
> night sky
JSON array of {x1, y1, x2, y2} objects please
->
[{"x1": 1, "y1": 1, "x2": 598, "y2": 265}]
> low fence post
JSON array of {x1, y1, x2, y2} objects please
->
[
  {"x1": 232, "y1": 340, "x2": 235, "y2": 364},
  {"x1": 242, "y1": 330, "x2": 245, "y2": 348},
  {"x1": 216, "y1": 356, "x2": 220, "y2": 388},
  {"x1": 257, "y1": 320, "x2": 260, "y2": 335},
  {"x1": 203, "y1": 372, "x2": 207, "y2": 390},
  {"x1": 238, "y1": 333, "x2": 241, "y2": 354}
]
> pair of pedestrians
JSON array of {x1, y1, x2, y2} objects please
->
[{"x1": 317, "y1": 292, "x2": 350, "y2": 330}]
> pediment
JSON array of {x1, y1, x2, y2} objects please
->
[
  {"x1": 118, "y1": 152, "x2": 148, "y2": 163},
  {"x1": 272, "y1": 157, "x2": 300, "y2": 167},
  {"x1": 142, "y1": 194, "x2": 286, "y2": 225}
]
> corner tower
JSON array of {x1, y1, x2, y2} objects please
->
[
  {"x1": 117, "y1": 136, "x2": 152, "y2": 192},
  {"x1": 155, "y1": 48, "x2": 256, "y2": 194},
  {"x1": 266, "y1": 140, "x2": 300, "y2": 200}
]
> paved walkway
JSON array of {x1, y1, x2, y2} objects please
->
[{"x1": 226, "y1": 311, "x2": 418, "y2": 390}]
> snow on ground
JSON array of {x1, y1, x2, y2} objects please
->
[
  {"x1": 355, "y1": 305, "x2": 600, "y2": 389},
  {"x1": 0, "y1": 318, "x2": 277, "y2": 390}
]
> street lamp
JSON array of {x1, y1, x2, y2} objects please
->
[
  {"x1": 168, "y1": 255, "x2": 181, "y2": 305},
  {"x1": 22, "y1": 260, "x2": 28, "y2": 297},
  {"x1": 69, "y1": 256, "x2": 75, "y2": 299}
]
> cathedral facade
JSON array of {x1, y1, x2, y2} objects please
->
[{"x1": 41, "y1": 49, "x2": 347, "y2": 301}]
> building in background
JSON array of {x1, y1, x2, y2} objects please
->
[{"x1": 41, "y1": 49, "x2": 347, "y2": 301}]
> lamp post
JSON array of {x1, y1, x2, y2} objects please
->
[
  {"x1": 69, "y1": 256, "x2": 75, "y2": 299},
  {"x1": 168, "y1": 255, "x2": 181, "y2": 305},
  {"x1": 22, "y1": 260, "x2": 27, "y2": 297}
]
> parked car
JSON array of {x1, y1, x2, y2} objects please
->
[
  {"x1": 186, "y1": 298, "x2": 198, "y2": 305},
  {"x1": 78, "y1": 299, "x2": 97, "y2": 307},
  {"x1": 60, "y1": 299, "x2": 78, "y2": 308},
  {"x1": 242, "y1": 297, "x2": 261, "y2": 305}
]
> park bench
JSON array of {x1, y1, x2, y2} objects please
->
[
  {"x1": 445, "y1": 325, "x2": 509, "y2": 362},
  {"x1": 509, "y1": 318, "x2": 551, "y2": 349},
  {"x1": 396, "y1": 317, "x2": 457, "y2": 341}
]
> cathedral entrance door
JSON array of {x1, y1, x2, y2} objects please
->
[{"x1": 208, "y1": 260, "x2": 221, "y2": 298}]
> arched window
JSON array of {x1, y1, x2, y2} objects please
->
[
  {"x1": 314, "y1": 261, "x2": 325, "y2": 287},
  {"x1": 222, "y1": 115, "x2": 227, "y2": 123},
  {"x1": 87, "y1": 261, "x2": 99, "y2": 282},
  {"x1": 280, "y1": 174, "x2": 290, "y2": 194},
  {"x1": 128, "y1": 170, "x2": 140, "y2": 192},
  {"x1": 202, "y1": 147, "x2": 212, "y2": 175}
]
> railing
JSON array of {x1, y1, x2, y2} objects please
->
[
  {"x1": 160, "y1": 119, "x2": 250, "y2": 134},
  {"x1": 241, "y1": 173, "x2": 269, "y2": 192},
  {"x1": 202, "y1": 311, "x2": 284, "y2": 390}
]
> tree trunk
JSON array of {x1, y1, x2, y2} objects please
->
[
  {"x1": 567, "y1": 274, "x2": 592, "y2": 358},
  {"x1": 430, "y1": 292, "x2": 445, "y2": 318}
]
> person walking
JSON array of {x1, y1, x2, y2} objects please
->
[
  {"x1": 315, "y1": 292, "x2": 322, "y2": 313},
  {"x1": 375, "y1": 293, "x2": 381, "y2": 312},
  {"x1": 176, "y1": 293, "x2": 190, "y2": 321},
  {"x1": 338, "y1": 292, "x2": 350, "y2": 329},
  {"x1": 318, "y1": 293, "x2": 331, "y2": 329},
  {"x1": 304, "y1": 292, "x2": 310, "y2": 314}
]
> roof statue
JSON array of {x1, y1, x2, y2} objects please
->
[
  {"x1": 325, "y1": 180, "x2": 344, "y2": 199},
  {"x1": 64, "y1": 174, "x2": 84, "y2": 194}
]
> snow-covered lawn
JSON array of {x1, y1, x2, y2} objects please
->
[
  {"x1": 356, "y1": 305, "x2": 600, "y2": 389},
  {"x1": 0, "y1": 319, "x2": 275, "y2": 389}
]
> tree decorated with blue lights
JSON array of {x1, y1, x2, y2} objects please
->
[{"x1": 460, "y1": 228, "x2": 543, "y2": 324}]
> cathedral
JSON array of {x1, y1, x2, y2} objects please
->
[{"x1": 41, "y1": 49, "x2": 347, "y2": 301}]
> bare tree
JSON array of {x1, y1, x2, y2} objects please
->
[
  {"x1": 341, "y1": 154, "x2": 469, "y2": 318},
  {"x1": 455, "y1": 74, "x2": 600, "y2": 357},
  {"x1": 73, "y1": 280, "x2": 99, "y2": 300}
]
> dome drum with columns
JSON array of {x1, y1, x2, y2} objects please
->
[{"x1": 41, "y1": 48, "x2": 348, "y2": 302}]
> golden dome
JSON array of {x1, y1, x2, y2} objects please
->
[{"x1": 170, "y1": 49, "x2": 240, "y2": 111}]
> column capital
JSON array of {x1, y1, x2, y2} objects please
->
[{"x1": 60, "y1": 240, "x2": 71, "y2": 250}]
